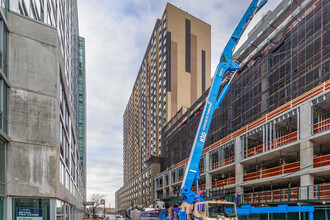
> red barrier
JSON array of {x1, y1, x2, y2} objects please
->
[
  {"x1": 313, "y1": 154, "x2": 330, "y2": 168},
  {"x1": 313, "y1": 118, "x2": 330, "y2": 134}
]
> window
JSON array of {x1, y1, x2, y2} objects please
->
[
  {"x1": 277, "y1": 8, "x2": 283, "y2": 17},
  {"x1": 0, "y1": 197, "x2": 3, "y2": 220},
  {"x1": 12, "y1": 198, "x2": 50, "y2": 220},
  {"x1": 56, "y1": 200, "x2": 64, "y2": 220},
  {"x1": 2, "y1": 20, "x2": 8, "y2": 77},
  {"x1": 0, "y1": 140, "x2": 4, "y2": 183},
  {"x1": 0, "y1": 80, "x2": 7, "y2": 133}
]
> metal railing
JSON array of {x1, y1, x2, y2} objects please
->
[
  {"x1": 212, "y1": 177, "x2": 236, "y2": 187},
  {"x1": 244, "y1": 131, "x2": 298, "y2": 159},
  {"x1": 197, "y1": 184, "x2": 330, "y2": 205},
  {"x1": 313, "y1": 153, "x2": 330, "y2": 168},
  {"x1": 241, "y1": 184, "x2": 330, "y2": 205},
  {"x1": 313, "y1": 118, "x2": 330, "y2": 134},
  {"x1": 244, "y1": 161, "x2": 300, "y2": 182}
]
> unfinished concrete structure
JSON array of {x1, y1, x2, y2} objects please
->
[
  {"x1": 117, "y1": 3, "x2": 211, "y2": 210},
  {"x1": 154, "y1": 0, "x2": 330, "y2": 217},
  {"x1": 0, "y1": 1, "x2": 86, "y2": 220}
]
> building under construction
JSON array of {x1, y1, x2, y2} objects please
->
[{"x1": 155, "y1": 0, "x2": 330, "y2": 217}]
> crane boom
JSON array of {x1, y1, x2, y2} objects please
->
[{"x1": 179, "y1": 0, "x2": 267, "y2": 204}]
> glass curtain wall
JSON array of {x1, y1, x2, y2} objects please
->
[
  {"x1": 0, "y1": 140, "x2": 4, "y2": 184},
  {"x1": 0, "y1": 3, "x2": 8, "y2": 134},
  {"x1": 12, "y1": 198, "x2": 50, "y2": 220},
  {"x1": 0, "y1": 140, "x2": 4, "y2": 220},
  {"x1": 0, "y1": 197, "x2": 3, "y2": 220}
]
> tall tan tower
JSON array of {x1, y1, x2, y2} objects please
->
[
  {"x1": 120, "y1": 3, "x2": 211, "y2": 208},
  {"x1": 165, "y1": 3, "x2": 211, "y2": 119}
]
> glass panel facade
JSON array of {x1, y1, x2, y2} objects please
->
[
  {"x1": 56, "y1": 200, "x2": 64, "y2": 220},
  {"x1": 0, "y1": 140, "x2": 4, "y2": 183},
  {"x1": 2, "y1": 83, "x2": 7, "y2": 133},
  {"x1": 12, "y1": 198, "x2": 50, "y2": 220},
  {"x1": 0, "y1": 14, "x2": 8, "y2": 135},
  {"x1": 0, "y1": 197, "x2": 3, "y2": 220},
  {"x1": 77, "y1": 39, "x2": 85, "y2": 170}
]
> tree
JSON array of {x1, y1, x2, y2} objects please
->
[{"x1": 89, "y1": 193, "x2": 105, "y2": 219}]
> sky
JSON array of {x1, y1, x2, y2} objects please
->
[{"x1": 77, "y1": 0, "x2": 282, "y2": 207}]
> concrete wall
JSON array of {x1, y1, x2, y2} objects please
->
[{"x1": 7, "y1": 12, "x2": 60, "y2": 198}]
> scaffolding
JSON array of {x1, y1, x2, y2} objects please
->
[{"x1": 160, "y1": 0, "x2": 329, "y2": 172}]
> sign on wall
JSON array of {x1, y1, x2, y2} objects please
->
[{"x1": 17, "y1": 208, "x2": 43, "y2": 220}]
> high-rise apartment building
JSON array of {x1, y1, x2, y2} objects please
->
[
  {"x1": 0, "y1": 1, "x2": 86, "y2": 219},
  {"x1": 117, "y1": 3, "x2": 211, "y2": 209}
]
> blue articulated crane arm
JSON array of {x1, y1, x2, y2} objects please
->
[{"x1": 179, "y1": 0, "x2": 267, "y2": 204}]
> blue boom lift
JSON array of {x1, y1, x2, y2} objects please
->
[{"x1": 179, "y1": 0, "x2": 267, "y2": 205}]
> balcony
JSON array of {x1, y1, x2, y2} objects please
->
[
  {"x1": 171, "y1": 175, "x2": 184, "y2": 184},
  {"x1": 313, "y1": 153, "x2": 330, "y2": 168},
  {"x1": 313, "y1": 118, "x2": 330, "y2": 134},
  {"x1": 224, "y1": 156, "x2": 235, "y2": 165},
  {"x1": 211, "y1": 161, "x2": 219, "y2": 169},
  {"x1": 311, "y1": 93, "x2": 330, "y2": 135},
  {"x1": 212, "y1": 177, "x2": 235, "y2": 187},
  {"x1": 244, "y1": 161, "x2": 300, "y2": 182},
  {"x1": 242, "y1": 183, "x2": 330, "y2": 205},
  {"x1": 211, "y1": 156, "x2": 235, "y2": 169},
  {"x1": 210, "y1": 141, "x2": 235, "y2": 170},
  {"x1": 191, "y1": 184, "x2": 206, "y2": 192},
  {"x1": 243, "y1": 109, "x2": 299, "y2": 159},
  {"x1": 244, "y1": 131, "x2": 299, "y2": 159}
]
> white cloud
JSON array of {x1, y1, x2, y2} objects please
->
[{"x1": 78, "y1": 0, "x2": 282, "y2": 206}]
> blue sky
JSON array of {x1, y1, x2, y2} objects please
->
[{"x1": 77, "y1": 0, "x2": 282, "y2": 207}]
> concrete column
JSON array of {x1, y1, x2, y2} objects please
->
[
  {"x1": 300, "y1": 102, "x2": 311, "y2": 139},
  {"x1": 205, "y1": 173, "x2": 212, "y2": 190},
  {"x1": 235, "y1": 163, "x2": 244, "y2": 187},
  {"x1": 300, "y1": 140, "x2": 314, "y2": 200},
  {"x1": 235, "y1": 137, "x2": 242, "y2": 162},
  {"x1": 235, "y1": 186, "x2": 244, "y2": 195},
  {"x1": 235, "y1": 136, "x2": 244, "y2": 196},
  {"x1": 205, "y1": 152, "x2": 210, "y2": 172},
  {"x1": 162, "y1": 174, "x2": 166, "y2": 197},
  {"x1": 205, "y1": 151, "x2": 213, "y2": 190},
  {"x1": 169, "y1": 185, "x2": 173, "y2": 197},
  {"x1": 154, "y1": 179, "x2": 157, "y2": 200},
  {"x1": 50, "y1": 199, "x2": 56, "y2": 219},
  {"x1": 300, "y1": 140, "x2": 314, "y2": 170},
  {"x1": 169, "y1": 172, "x2": 172, "y2": 185},
  {"x1": 300, "y1": 174, "x2": 314, "y2": 200}
]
